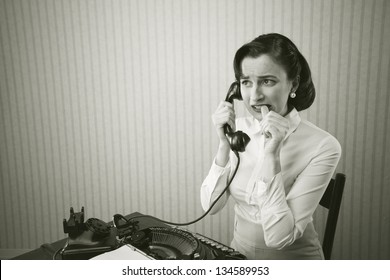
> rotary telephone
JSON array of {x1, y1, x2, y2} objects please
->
[
  {"x1": 60, "y1": 207, "x2": 118, "y2": 260},
  {"x1": 224, "y1": 81, "x2": 250, "y2": 152}
]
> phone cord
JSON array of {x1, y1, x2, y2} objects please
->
[{"x1": 124, "y1": 151, "x2": 240, "y2": 227}]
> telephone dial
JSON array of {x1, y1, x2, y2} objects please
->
[{"x1": 224, "y1": 81, "x2": 250, "y2": 153}]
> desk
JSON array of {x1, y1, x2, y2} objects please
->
[
  {"x1": 12, "y1": 213, "x2": 162, "y2": 260},
  {"x1": 12, "y1": 213, "x2": 246, "y2": 260}
]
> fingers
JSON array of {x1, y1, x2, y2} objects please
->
[
  {"x1": 212, "y1": 101, "x2": 236, "y2": 132},
  {"x1": 260, "y1": 107, "x2": 290, "y2": 139},
  {"x1": 261, "y1": 122, "x2": 287, "y2": 138},
  {"x1": 261, "y1": 115, "x2": 289, "y2": 130},
  {"x1": 217, "y1": 100, "x2": 234, "y2": 108},
  {"x1": 261, "y1": 105, "x2": 269, "y2": 119}
]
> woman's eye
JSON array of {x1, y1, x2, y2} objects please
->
[
  {"x1": 241, "y1": 80, "x2": 252, "y2": 87},
  {"x1": 262, "y1": 79, "x2": 275, "y2": 86}
]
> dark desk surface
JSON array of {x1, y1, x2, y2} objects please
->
[{"x1": 12, "y1": 212, "x2": 164, "y2": 260}]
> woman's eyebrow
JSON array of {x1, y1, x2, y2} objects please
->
[{"x1": 240, "y1": 74, "x2": 278, "y2": 79}]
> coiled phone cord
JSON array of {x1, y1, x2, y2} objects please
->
[{"x1": 117, "y1": 151, "x2": 240, "y2": 227}]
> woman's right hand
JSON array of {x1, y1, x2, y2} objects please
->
[
  {"x1": 212, "y1": 101, "x2": 236, "y2": 144},
  {"x1": 212, "y1": 101, "x2": 235, "y2": 167}
]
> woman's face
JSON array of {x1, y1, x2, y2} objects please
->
[{"x1": 239, "y1": 54, "x2": 296, "y2": 121}]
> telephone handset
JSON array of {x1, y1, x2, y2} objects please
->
[{"x1": 224, "y1": 82, "x2": 250, "y2": 152}]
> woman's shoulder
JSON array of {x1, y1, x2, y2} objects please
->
[{"x1": 298, "y1": 119, "x2": 341, "y2": 154}]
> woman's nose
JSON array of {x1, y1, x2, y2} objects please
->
[{"x1": 250, "y1": 86, "x2": 264, "y2": 101}]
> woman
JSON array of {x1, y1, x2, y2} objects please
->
[{"x1": 200, "y1": 33, "x2": 341, "y2": 260}]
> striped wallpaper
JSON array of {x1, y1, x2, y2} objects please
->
[{"x1": 0, "y1": 0, "x2": 389, "y2": 259}]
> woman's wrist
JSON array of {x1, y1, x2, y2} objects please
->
[
  {"x1": 215, "y1": 141, "x2": 231, "y2": 167},
  {"x1": 260, "y1": 152, "x2": 281, "y2": 183},
  {"x1": 264, "y1": 149, "x2": 281, "y2": 159}
]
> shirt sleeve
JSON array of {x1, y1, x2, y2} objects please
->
[
  {"x1": 200, "y1": 156, "x2": 235, "y2": 215},
  {"x1": 252, "y1": 136, "x2": 342, "y2": 249}
]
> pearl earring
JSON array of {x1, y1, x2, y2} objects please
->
[{"x1": 290, "y1": 92, "x2": 296, "y2": 98}]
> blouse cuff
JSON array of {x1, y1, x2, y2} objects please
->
[
  {"x1": 250, "y1": 172, "x2": 288, "y2": 215},
  {"x1": 201, "y1": 158, "x2": 231, "y2": 196}
]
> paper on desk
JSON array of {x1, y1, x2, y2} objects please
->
[{"x1": 90, "y1": 244, "x2": 153, "y2": 260}]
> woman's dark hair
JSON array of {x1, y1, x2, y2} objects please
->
[{"x1": 233, "y1": 33, "x2": 315, "y2": 111}]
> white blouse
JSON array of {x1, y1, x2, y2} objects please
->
[{"x1": 200, "y1": 108, "x2": 341, "y2": 258}]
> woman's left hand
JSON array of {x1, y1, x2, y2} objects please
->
[{"x1": 259, "y1": 106, "x2": 290, "y2": 155}]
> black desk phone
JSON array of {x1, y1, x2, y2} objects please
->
[{"x1": 61, "y1": 207, "x2": 118, "y2": 260}]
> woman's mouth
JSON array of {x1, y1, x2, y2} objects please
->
[{"x1": 251, "y1": 104, "x2": 272, "y2": 113}]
